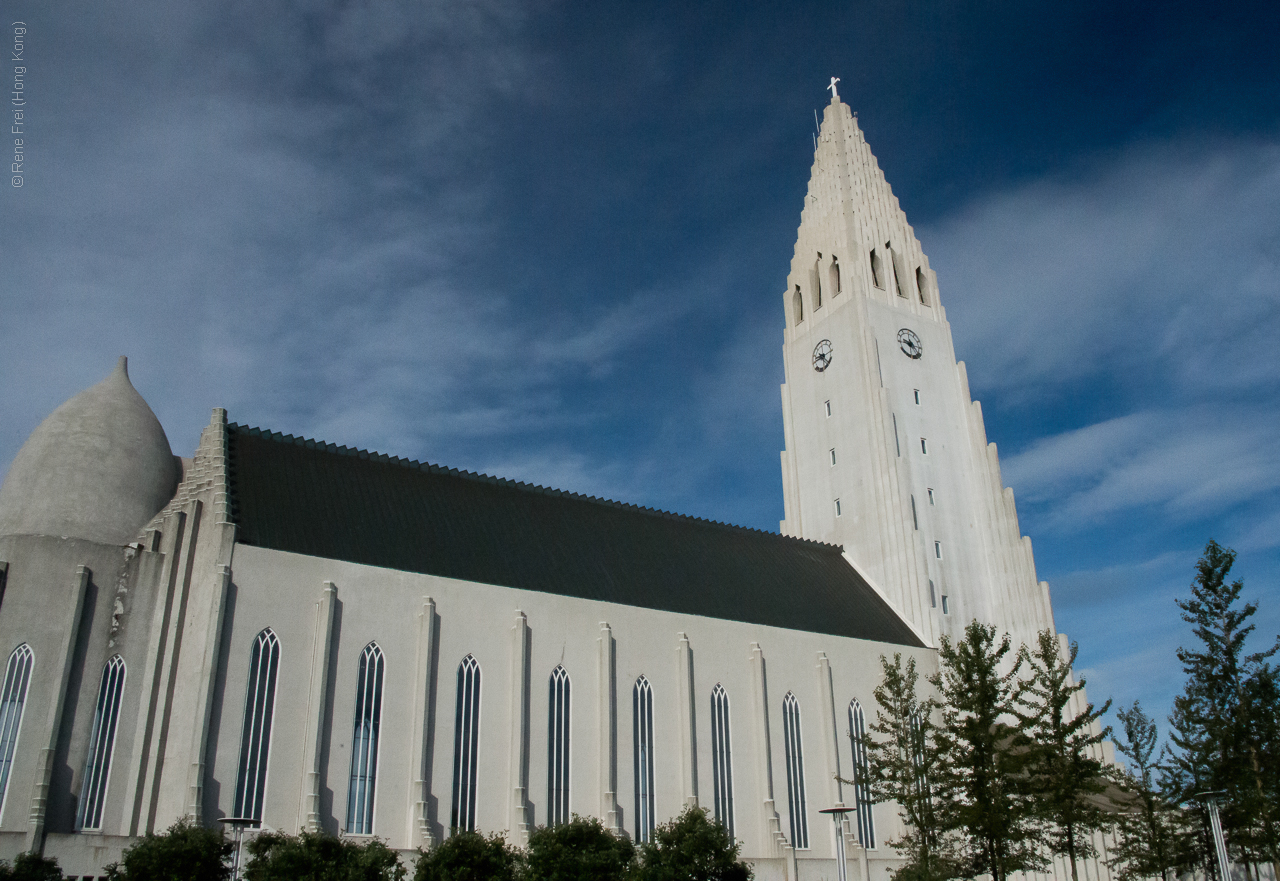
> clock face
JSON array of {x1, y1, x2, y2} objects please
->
[
  {"x1": 812, "y1": 339, "x2": 833, "y2": 372},
  {"x1": 897, "y1": 328, "x2": 922, "y2": 359}
]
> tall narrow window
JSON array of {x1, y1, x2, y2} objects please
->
[
  {"x1": 812, "y1": 258, "x2": 823, "y2": 309},
  {"x1": 927, "y1": 488, "x2": 935, "y2": 505},
  {"x1": 913, "y1": 389, "x2": 920, "y2": 405},
  {"x1": 234, "y1": 629, "x2": 280, "y2": 825},
  {"x1": 834, "y1": 499, "x2": 842, "y2": 517},
  {"x1": 781, "y1": 692, "x2": 809, "y2": 849},
  {"x1": 548, "y1": 665, "x2": 570, "y2": 826},
  {"x1": 920, "y1": 438, "x2": 928, "y2": 455},
  {"x1": 793, "y1": 286, "x2": 804, "y2": 324},
  {"x1": 824, "y1": 400, "x2": 831, "y2": 417},
  {"x1": 929, "y1": 580, "x2": 938, "y2": 609},
  {"x1": 869, "y1": 249, "x2": 883, "y2": 289},
  {"x1": 942, "y1": 596, "x2": 950, "y2": 615},
  {"x1": 911, "y1": 495, "x2": 918, "y2": 530},
  {"x1": 346, "y1": 642, "x2": 384, "y2": 834},
  {"x1": 848, "y1": 700, "x2": 876, "y2": 849},
  {"x1": 829, "y1": 257, "x2": 841, "y2": 296},
  {"x1": 892, "y1": 248, "x2": 906, "y2": 298},
  {"x1": 709, "y1": 684, "x2": 734, "y2": 838},
  {"x1": 633, "y1": 675, "x2": 655, "y2": 842},
  {"x1": 0, "y1": 644, "x2": 33, "y2": 819},
  {"x1": 78, "y1": 655, "x2": 126, "y2": 830},
  {"x1": 935, "y1": 541, "x2": 943, "y2": 559},
  {"x1": 830, "y1": 448, "x2": 837, "y2": 466},
  {"x1": 451, "y1": 654, "x2": 482, "y2": 832},
  {"x1": 916, "y1": 267, "x2": 929, "y2": 305}
]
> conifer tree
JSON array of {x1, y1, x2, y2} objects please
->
[
  {"x1": 930, "y1": 621, "x2": 1042, "y2": 881},
  {"x1": 1165, "y1": 540, "x2": 1279, "y2": 878},
  {"x1": 1107, "y1": 701, "x2": 1182, "y2": 881},
  {"x1": 1019, "y1": 630, "x2": 1113, "y2": 881},
  {"x1": 854, "y1": 653, "x2": 956, "y2": 881}
]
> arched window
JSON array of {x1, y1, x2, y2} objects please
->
[
  {"x1": 793, "y1": 286, "x2": 804, "y2": 324},
  {"x1": 782, "y1": 691, "x2": 809, "y2": 849},
  {"x1": 829, "y1": 257, "x2": 841, "y2": 296},
  {"x1": 0, "y1": 644, "x2": 33, "y2": 819},
  {"x1": 451, "y1": 654, "x2": 482, "y2": 832},
  {"x1": 633, "y1": 675, "x2": 655, "y2": 843},
  {"x1": 548, "y1": 665, "x2": 570, "y2": 826},
  {"x1": 709, "y1": 684, "x2": 734, "y2": 838},
  {"x1": 869, "y1": 249, "x2": 884, "y2": 289},
  {"x1": 892, "y1": 250, "x2": 906, "y2": 298},
  {"x1": 847, "y1": 699, "x2": 875, "y2": 849},
  {"x1": 916, "y1": 266, "x2": 929, "y2": 305},
  {"x1": 234, "y1": 629, "x2": 280, "y2": 824},
  {"x1": 77, "y1": 655, "x2": 126, "y2": 830},
  {"x1": 812, "y1": 258, "x2": 823, "y2": 309},
  {"x1": 346, "y1": 642, "x2": 384, "y2": 834}
]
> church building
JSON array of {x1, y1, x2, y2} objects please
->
[{"x1": 0, "y1": 90, "x2": 1110, "y2": 880}]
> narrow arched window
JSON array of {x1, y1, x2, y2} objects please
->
[
  {"x1": 869, "y1": 249, "x2": 883, "y2": 289},
  {"x1": 633, "y1": 675, "x2": 655, "y2": 843},
  {"x1": 782, "y1": 692, "x2": 809, "y2": 849},
  {"x1": 829, "y1": 257, "x2": 841, "y2": 296},
  {"x1": 812, "y1": 258, "x2": 823, "y2": 309},
  {"x1": 792, "y1": 285, "x2": 804, "y2": 324},
  {"x1": 548, "y1": 665, "x2": 570, "y2": 826},
  {"x1": 0, "y1": 644, "x2": 33, "y2": 820},
  {"x1": 709, "y1": 684, "x2": 734, "y2": 838},
  {"x1": 451, "y1": 654, "x2": 482, "y2": 832},
  {"x1": 234, "y1": 629, "x2": 280, "y2": 825},
  {"x1": 77, "y1": 655, "x2": 126, "y2": 830},
  {"x1": 916, "y1": 266, "x2": 929, "y2": 305},
  {"x1": 848, "y1": 699, "x2": 875, "y2": 849},
  {"x1": 346, "y1": 642, "x2": 384, "y2": 834}
]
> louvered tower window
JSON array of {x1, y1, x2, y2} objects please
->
[
  {"x1": 0, "y1": 644, "x2": 33, "y2": 820},
  {"x1": 77, "y1": 655, "x2": 126, "y2": 830},
  {"x1": 547, "y1": 665, "x2": 570, "y2": 826},
  {"x1": 709, "y1": 683, "x2": 734, "y2": 838},
  {"x1": 847, "y1": 699, "x2": 876, "y2": 849},
  {"x1": 451, "y1": 654, "x2": 482, "y2": 832},
  {"x1": 234, "y1": 629, "x2": 280, "y2": 824},
  {"x1": 782, "y1": 691, "x2": 809, "y2": 849},
  {"x1": 633, "y1": 675, "x2": 655, "y2": 842},
  {"x1": 346, "y1": 642, "x2": 384, "y2": 834}
]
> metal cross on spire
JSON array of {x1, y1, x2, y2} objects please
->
[{"x1": 828, "y1": 77, "x2": 840, "y2": 99}]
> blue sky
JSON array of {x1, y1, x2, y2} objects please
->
[{"x1": 3, "y1": 0, "x2": 1278, "y2": 753}]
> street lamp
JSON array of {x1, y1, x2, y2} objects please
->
[
  {"x1": 1191, "y1": 791, "x2": 1231, "y2": 881},
  {"x1": 218, "y1": 817, "x2": 258, "y2": 881},
  {"x1": 820, "y1": 807, "x2": 855, "y2": 881}
]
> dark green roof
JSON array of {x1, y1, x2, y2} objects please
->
[{"x1": 226, "y1": 424, "x2": 923, "y2": 647}]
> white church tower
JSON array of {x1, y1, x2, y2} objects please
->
[{"x1": 779, "y1": 85, "x2": 1056, "y2": 649}]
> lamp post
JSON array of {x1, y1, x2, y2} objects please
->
[
  {"x1": 218, "y1": 817, "x2": 258, "y2": 881},
  {"x1": 1192, "y1": 791, "x2": 1231, "y2": 881},
  {"x1": 820, "y1": 807, "x2": 855, "y2": 881}
]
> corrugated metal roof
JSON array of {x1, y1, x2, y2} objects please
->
[{"x1": 226, "y1": 424, "x2": 923, "y2": 647}]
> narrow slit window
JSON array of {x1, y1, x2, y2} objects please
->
[
  {"x1": 234, "y1": 629, "x2": 280, "y2": 826},
  {"x1": 929, "y1": 580, "x2": 937, "y2": 608},
  {"x1": 869, "y1": 249, "x2": 883, "y2": 289},
  {"x1": 812, "y1": 257, "x2": 823, "y2": 309},
  {"x1": 782, "y1": 692, "x2": 809, "y2": 849},
  {"x1": 634, "y1": 676, "x2": 655, "y2": 843},
  {"x1": 920, "y1": 438, "x2": 928, "y2": 455},
  {"x1": 835, "y1": 499, "x2": 842, "y2": 517},
  {"x1": 830, "y1": 448, "x2": 837, "y2": 466},
  {"x1": 927, "y1": 488, "x2": 935, "y2": 505},
  {"x1": 824, "y1": 400, "x2": 831, "y2": 417},
  {"x1": 347, "y1": 642, "x2": 385, "y2": 835},
  {"x1": 934, "y1": 541, "x2": 943, "y2": 559},
  {"x1": 847, "y1": 700, "x2": 876, "y2": 849},
  {"x1": 916, "y1": 267, "x2": 929, "y2": 305},
  {"x1": 78, "y1": 655, "x2": 126, "y2": 831},
  {"x1": 829, "y1": 257, "x2": 841, "y2": 296},
  {"x1": 941, "y1": 595, "x2": 950, "y2": 615},
  {"x1": 451, "y1": 654, "x2": 482, "y2": 832},
  {"x1": 910, "y1": 495, "x2": 918, "y2": 530},
  {"x1": 548, "y1": 665, "x2": 570, "y2": 826},
  {"x1": 793, "y1": 286, "x2": 804, "y2": 324},
  {"x1": 710, "y1": 684, "x2": 734, "y2": 838},
  {"x1": 913, "y1": 389, "x2": 920, "y2": 405},
  {"x1": 892, "y1": 249, "x2": 907, "y2": 298},
  {"x1": 0, "y1": 644, "x2": 34, "y2": 820}
]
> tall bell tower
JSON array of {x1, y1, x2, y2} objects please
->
[{"x1": 779, "y1": 87, "x2": 1055, "y2": 648}]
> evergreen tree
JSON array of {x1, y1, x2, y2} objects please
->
[
  {"x1": 524, "y1": 815, "x2": 636, "y2": 881},
  {"x1": 930, "y1": 621, "x2": 1042, "y2": 881},
  {"x1": 244, "y1": 830, "x2": 406, "y2": 881},
  {"x1": 632, "y1": 806, "x2": 751, "y2": 881},
  {"x1": 411, "y1": 830, "x2": 522, "y2": 881},
  {"x1": 1019, "y1": 630, "x2": 1113, "y2": 881},
  {"x1": 104, "y1": 818, "x2": 233, "y2": 881},
  {"x1": 1165, "y1": 540, "x2": 1280, "y2": 877},
  {"x1": 1107, "y1": 701, "x2": 1181, "y2": 881},
  {"x1": 854, "y1": 653, "x2": 956, "y2": 881}
]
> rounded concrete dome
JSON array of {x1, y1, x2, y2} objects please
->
[{"x1": 0, "y1": 357, "x2": 180, "y2": 545}]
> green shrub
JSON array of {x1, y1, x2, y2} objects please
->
[
  {"x1": 525, "y1": 815, "x2": 635, "y2": 881},
  {"x1": 0, "y1": 852, "x2": 64, "y2": 881},
  {"x1": 244, "y1": 830, "x2": 405, "y2": 881},
  {"x1": 633, "y1": 806, "x2": 751, "y2": 881},
  {"x1": 412, "y1": 830, "x2": 522, "y2": 881},
  {"x1": 104, "y1": 818, "x2": 233, "y2": 881}
]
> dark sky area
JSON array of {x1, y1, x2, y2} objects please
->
[{"x1": 3, "y1": 0, "x2": 1279, "y2": 749}]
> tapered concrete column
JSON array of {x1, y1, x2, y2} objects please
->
[
  {"x1": 597, "y1": 623, "x2": 620, "y2": 832},
  {"x1": 749, "y1": 643, "x2": 786, "y2": 857},
  {"x1": 816, "y1": 652, "x2": 858, "y2": 857},
  {"x1": 25, "y1": 565, "x2": 89, "y2": 853},
  {"x1": 508, "y1": 612, "x2": 531, "y2": 842},
  {"x1": 299, "y1": 581, "x2": 337, "y2": 833},
  {"x1": 184, "y1": 564, "x2": 232, "y2": 822},
  {"x1": 676, "y1": 632, "x2": 698, "y2": 807},
  {"x1": 408, "y1": 597, "x2": 438, "y2": 849}
]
